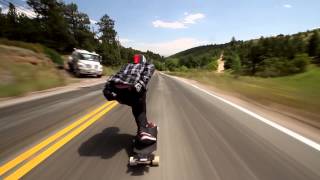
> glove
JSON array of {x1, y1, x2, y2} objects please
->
[
  {"x1": 103, "y1": 82, "x2": 117, "y2": 100},
  {"x1": 134, "y1": 82, "x2": 143, "y2": 93}
]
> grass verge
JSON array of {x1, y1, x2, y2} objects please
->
[
  {"x1": 102, "y1": 66, "x2": 120, "y2": 76},
  {"x1": 0, "y1": 45, "x2": 66, "y2": 98},
  {"x1": 0, "y1": 38, "x2": 64, "y2": 66}
]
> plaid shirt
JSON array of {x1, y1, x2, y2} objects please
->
[{"x1": 108, "y1": 63, "x2": 155, "y2": 87}]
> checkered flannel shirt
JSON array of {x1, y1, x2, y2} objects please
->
[{"x1": 108, "y1": 63, "x2": 155, "y2": 88}]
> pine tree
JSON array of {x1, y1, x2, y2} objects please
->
[{"x1": 308, "y1": 31, "x2": 320, "y2": 57}]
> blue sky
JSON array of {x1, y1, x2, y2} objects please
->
[{"x1": 4, "y1": 0, "x2": 320, "y2": 56}]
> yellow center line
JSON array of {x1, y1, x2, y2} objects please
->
[
  {"x1": 0, "y1": 101, "x2": 114, "y2": 176},
  {"x1": 4, "y1": 101, "x2": 118, "y2": 180}
]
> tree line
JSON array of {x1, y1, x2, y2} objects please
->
[
  {"x1": 166, "y1": 29, "x2": 320, "y2": 77},
  {"x1": 0, "y1": 0, "x2": 164, "y2": 66}
]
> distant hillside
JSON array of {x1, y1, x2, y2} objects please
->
[
  {"x1": 167, "y1": 28, "x2": 320, "y2": 77},
  {"x1": 171, "y1": 28, "x2": 319, "y2": 60}
]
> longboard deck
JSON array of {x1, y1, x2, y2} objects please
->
[
  {"x1": 129, "y1": 127, "x2": 159, "y2": 166},
  {"x1": 133, "y1": 141, "x2": 157, "y2": 154}
]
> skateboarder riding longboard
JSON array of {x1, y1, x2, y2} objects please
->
[{"x1": 103, "y1": 54, "x2": 159, "y2": 166}]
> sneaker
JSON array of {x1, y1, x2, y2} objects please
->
[
  {"x1": 146, "y1": 121, "x2": 157, "y2": 128},
  {"x1": 137, "y1": 131, "x2": 157, "y2": 144}
]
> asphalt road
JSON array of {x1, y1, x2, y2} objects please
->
[{"x1": 0, "y1": 73, "x2": 319, "y2": 180}]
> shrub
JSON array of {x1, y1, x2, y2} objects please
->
[
  {"x1": 43, "y1": 47, "x2": 64, "y2": 67},
  {"x1": 165, "y1": 58, "x2": 179, "y2": 71},
  {"x1": 256, "y1": 54, "x2": 310, "y2": 77},
  {"x1": 231, "y1": 54, "x2": 242, "y2": 75},
  {"x1": 178, "y1": 65, "x2": 188, "y2": 72},
  {"x1": 205, "y1": 60, "x2": 218, "y2": 70},
  {"x1": 290, "y1": 53, "x2": 310, "y2": 73}
]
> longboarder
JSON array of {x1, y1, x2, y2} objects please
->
[{"x1": 103, "y1": 54, "x2": 157, "y2": 144}]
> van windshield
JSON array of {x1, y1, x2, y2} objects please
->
[{"x1": 79, "y1": 53, "x2": 100, "y2": 62}]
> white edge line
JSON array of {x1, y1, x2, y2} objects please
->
[{"x1": 160, "y1": 72, "x2": 320, "y2": 152}]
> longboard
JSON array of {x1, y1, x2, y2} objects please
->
[{"x1": 129, "y1": 127, "x2": 159, "y2": 166}]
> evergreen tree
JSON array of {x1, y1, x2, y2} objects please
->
[
  {"x1": 231, "y1": 53, "x2": 242, "y2": 77},
  {"x1": 97, "y1": 14, "x2": 121, "y2": 65},
  {"x1": 4, "y1": 3, "x2": 18, "y2": 39},
  {"x1": 27, "y1": 0, "x2": 75, "y2": 51},
  {"x1": 63, "y1": 3, "x2": 95, "y2": 51},
  {"x1": 308, "y1": 31, "x2": 320, "y2": 60},
  {"x1": 97, "y1": 14, "x2": 117, "y2": 44}
]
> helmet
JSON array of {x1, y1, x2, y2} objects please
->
[{"x1": 133, "y1": 54, "x2": 146, "y2": 64}]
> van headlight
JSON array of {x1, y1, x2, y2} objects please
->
[{"x1": 77, "y1": 63, "x2": 85, "y2": 69}]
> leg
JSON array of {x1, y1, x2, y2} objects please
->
[{"x1": 131, "y1": 91, "x2": 148, "y2": 132}]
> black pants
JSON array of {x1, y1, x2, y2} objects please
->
[{"x1": 111, "y1": 86, "x2": 148, "y2": 133}]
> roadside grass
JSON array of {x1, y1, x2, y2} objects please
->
[
  {"x1": 0, "y1": 38, "x2": 64, "y2": 66},
  {"x1": 0, "y1": 45, "x2": 66, "y2": 98},
  {"x1": 103, "y1": 66, "x2": 120, "y2": 76},
  {"x1": 168, "y1": 66, "x2": 320, "y2": 124}
]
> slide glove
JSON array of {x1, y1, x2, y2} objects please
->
[{"x1": 134, "y1": 82, "x2": 143, "y2": 93}]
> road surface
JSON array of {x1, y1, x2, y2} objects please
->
[{"x1": 0, "y1": 73, "x2": 319, "y2": 180}]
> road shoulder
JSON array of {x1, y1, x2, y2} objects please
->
[
  {"x1": 171, "y1": 75, "x2": 320, "y2": 144},
  {"x1": 0, "y1": 78, "x2": 107, "y2": 108}
]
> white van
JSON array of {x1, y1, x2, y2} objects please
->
[{"x1": 68, "y1": 49, "x2": 103, "y2": 78}]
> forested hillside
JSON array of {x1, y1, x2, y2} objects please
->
[{"x1": 166, "y1": 29, "x2": 320, "y2": 77}]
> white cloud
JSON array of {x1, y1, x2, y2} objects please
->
[
  {"x1": 90, "y1": 19, "x2": 97, "y2": 24},
  {"x1": 1, "y1": 6, "x2": 36, "y2": 18},
  {"x1": 122, "y1": 38, "x2": 209, "y2": 56},
  {"x1": 283, "y1": 4, "x2": 292, "y2": 8},
  {"x1": 152, "y1": 20, "x2": 187, "y2": 29},
  {"x1": 183, "y1": 13, "x2": 205, "y2": 24},
  {"x1": 119, "y1": 38, "x2": 133, "y2": 44},
  {"x1": 152, "y1": 12, "x2": 205, "y2": 29}
]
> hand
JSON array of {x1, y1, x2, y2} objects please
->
[{"x1": 134, "y1": 83, "x2": 143, "y2": 92}]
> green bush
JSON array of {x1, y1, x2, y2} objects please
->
[
  {"x1": 165, "y1": 58, "x2": 179, "y2": 71},
  {"x1": 154, "y1": 61, "x2": 165, "y2": 71},
  {"x1": 205, "y1": 60, "x2": 218, "y2": 70},
  {"x1": 178, "y1": 65, "x2": 188, "y2": 72},
  {"x1": 43, "y1": 47, "x2": 64, "y2": 66},
  {"x1": 231, "y1": 54, "x2": 242, "y2": 75},
  {"x1": 256, "y1": 54, "x2": 310, "y2": 77},
  {"x1": 291, "y1": 53, "x2": 310, "y2": 73}
]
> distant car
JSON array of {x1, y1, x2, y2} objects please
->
[{"x1": 68, "y1": 49, "x2": 103, "y2": 78}]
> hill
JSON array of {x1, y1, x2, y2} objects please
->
[
  {"x1": 166, "y1": 28, "x2": 320, "y2": 77},
  {"x1": 0, "y1": 43, "x2": 68, "y2": 97}
]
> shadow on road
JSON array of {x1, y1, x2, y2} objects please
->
[
  {"x1": 78, "y1": 126, "x2": 151, "y2": 176},
  {"x1": 126, "y1": 164, "x2": 151, "y2": 176},
  {"x1": 78, "y1": 127, "x2": 133, "y2": 159}
]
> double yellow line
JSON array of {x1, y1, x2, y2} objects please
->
[{"x1": 0, "y1": 101, "x2": 118, "y2": 180}]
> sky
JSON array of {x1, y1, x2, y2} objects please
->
[{"x1": 2, "y1": 0, "x2": 320, "y2": 56}]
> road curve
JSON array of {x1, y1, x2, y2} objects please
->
[{"x1": 1, "y1": 73, "x2": 320, "y2": 180}]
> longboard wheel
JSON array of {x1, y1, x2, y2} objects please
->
[
  {"x1": 151, "y1": 156, "x2": 160, "y2": 166},
  {"x1": 129, "y1": 156, "x2": 136, "y2": 166}
]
